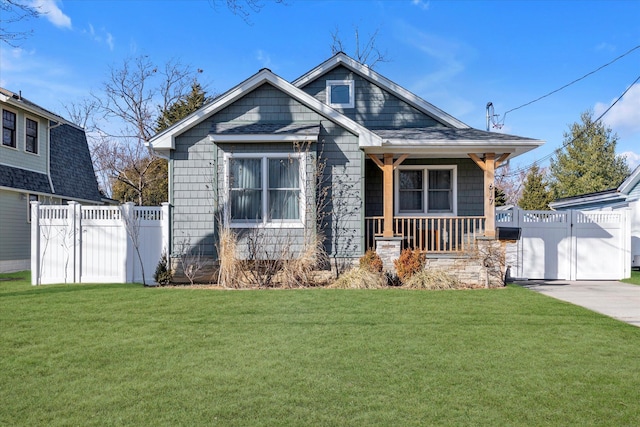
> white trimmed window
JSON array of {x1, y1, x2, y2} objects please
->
[
  {"x1": 326, "y1": 80, "x2": 354, "y2": 108},
  {"x1": 25, "y1": 117, "x2": 38, "y2": 154},
  {"x1": 225, "y1": 153, "x2": 305, "y2": 227},
  {"x1": 395, "y1": 165, "x2": 457, "y2": 215},
  {"x1": 2, "y1": 109, "x2": 17, "y2": 148}
]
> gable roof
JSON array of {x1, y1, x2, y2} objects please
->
[
  {"x1": 147, "y1": 68, "x2": 383, "y2": 153},
  {"x1": 292, "y1": 52, "x2": 469, "y2": 129},
  {"x1": 550, "y1": 163, "x2": 640, "y2": 209}
]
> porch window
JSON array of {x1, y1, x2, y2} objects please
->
[
  {"x1": 396, "y1": 166, "x2": 457, "y2": 215},
  {"x1": 227, "y1": 154, "x2": 303, "y2": 227}
]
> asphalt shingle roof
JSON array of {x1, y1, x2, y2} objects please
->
[
  {"x1": 49, "y1": 123, "x2": 102, "y2": 202},
  {"x1": 0, "y1": 164, "x2": 51, "y2": 193},
  {"x1": 372, "y1": 127, "x2": 539, "y2": 142},
  {"x1": 212, "y1": 122, "x2": 320, "y2": 136}
]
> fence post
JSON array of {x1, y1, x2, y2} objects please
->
[
  {"x1": 30, "y1": 201, "x2": 40, "y2": 285},
  {"x1": 161, "y1": 202, "x2": 171, "y2": 259},
  {"x1": 121, "y1": 202, "x2": 135, "y2": 283},
  {"x1": 67, "y1": 201, "x2": 81, "y2": 283}
]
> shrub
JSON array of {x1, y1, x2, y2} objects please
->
[
  {"x1": 385, "y1": 271, "x2": 402, "y2": 287},
  {"x1": 328, "y1": 267, "x2": 386, "y2": 289},
  {"x1": 394, "y1": 248, "x2": 425, "y2": 282},
  {"x1": 153, "y1": 251, "x2": 172, "y2": 285},
  {"x1": 402, "y1": 269, "x2": 460, "y2": 290},
  {"x1": 217, "y1": 227, "x2": 240, "y2": 288},
  {"x1": 359, "y1": 250, "x2": 383, "y2": 273}
]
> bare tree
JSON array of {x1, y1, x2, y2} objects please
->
[
  {"x1": 330, "y1": 26, "x2": 389, "y2": 68},
  {"x1": 0, "y1": 0, "x2": 40, "y2": 46},
  {"x1": 209, "y1": 0, "x2": 284, "y2": 22}
]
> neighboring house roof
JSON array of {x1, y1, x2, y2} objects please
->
[
  {"x1": 0, "y1": 164, "x2": 51, "y2": 194},
  {"x1": 0, "y1": 87, "x2": 70, "y2": 125},
  {"x1": 1, "y1": 87, "x2": 102, "y2": 203},
  {"x1": 49, "y1": 123, "x2": 103, "y2": 203},
  {"x1": 550, "y1": 164, "x2": 640, "y2": 210},
  {"x1": 292, "y1": 52, "x2": 468, "y2": 129}
]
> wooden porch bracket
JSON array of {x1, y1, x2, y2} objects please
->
[
  {"x1": 468, "y1": 152, "x2": 505, "y2": 238},
  {"x1": 367, "y1": 153, "x2": 408, "y2": 238}
]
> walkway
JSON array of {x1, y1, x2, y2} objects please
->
[{"x1": 517, "y1": 280, "x2": 640, "y2": 328}]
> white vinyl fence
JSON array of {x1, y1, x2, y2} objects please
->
[
  {"x1": 31, "y1": 202, "x2": 169, "y2": 285},
  {"x1": 498, "y1": 208, "x2": 631, "y2": 280}
]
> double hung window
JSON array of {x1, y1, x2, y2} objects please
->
[
  {"x1": 227, "y1": 154, "x2": 303, "y2": 226},
  {"x1": 396, "y1": 166, "x2": 456, "y2": 215},
  {"x1": 26, "y1": 118, "x2": 38, "y2": 154},
  {"x1": 2, "y1": 110, "x2": 16, "y2": 148}
]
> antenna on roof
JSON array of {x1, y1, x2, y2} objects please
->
[{"x1": 486, "y1": 102, "x2": 503, "y2": 131}]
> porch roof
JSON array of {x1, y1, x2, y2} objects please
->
[
  {"x1": 210, "y1": 122, "x2": 321, "y2": 143},
  {"x1": 366, "y1": 127, "x2": 544, "y2": 158}
]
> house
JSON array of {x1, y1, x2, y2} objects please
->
[
  {"x1": 550, "y1": 164, "x2": 640, "y2": 268},
  {"x1": 0, "y1": 88, "x2": 103, "y2": 273},
  {"x1": 147, "y1": 53, "x2": 543, "y2": 285}
]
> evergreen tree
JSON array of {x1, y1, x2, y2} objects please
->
[
  {"x1": 155, "y1": 81, "x2": 209, "y2": 133},
  {"x1": 518, "y1": 164, "x2": 553, "y2": 210},
  {"x1": 494, "y1": 186, "x2": 507, "y2": 207},
  {"x1": 549, "y1": 110, "x2": 629, "y2": 199}
]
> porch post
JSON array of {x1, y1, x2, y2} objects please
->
[
  {"x1": 484, "y1": 153, "x2": 496, "y2": 238},
  {"x1": 469, "y1": 153, "x2": 500, "y2": 238},
  {"x1": 382, "y1": 153, "x2": 394, "y2": 238}
]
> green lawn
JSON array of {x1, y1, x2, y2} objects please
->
[
  {"x1": 622, "y1": 269, "x2": 640, "y2": 285},
  {"x1": 2, "y1": 271, "x2": 639, "y2": 426}
]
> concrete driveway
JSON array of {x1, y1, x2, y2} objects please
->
[{"x1": 516, "y1": 280, "x2": 640, "y2": 327}]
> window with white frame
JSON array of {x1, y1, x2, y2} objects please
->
[
  {"x1": 395, "y1": 166, "x2": 457, "y2": 215},
  {"x1": 26, "y1": 117, "x2": 38, "y2": 154},
  {"x1": 226, "y1": 154, "x2": 303, "y2": 226},
  {"x1": 326, "y1": 80, "x2": 354, "y2": 108}
]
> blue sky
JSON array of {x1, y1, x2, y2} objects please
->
[{"x1": 2, "y1": 0, "x2": 639, "y2": 172}]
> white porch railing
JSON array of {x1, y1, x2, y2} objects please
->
[{"x1": 365, "y1": 216, "x2": 486, "y2": 253}]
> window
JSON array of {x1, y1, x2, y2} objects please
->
[
  {"x1": 396, "y1": 166, "x2": 457, "y2": 215},
  {"x1": 26, "y1": 117, "x2": 38, "y2": 154},
  {"x1": 227, "y1": 154, "x2": 303, "y2": 226},
  {"x1": 326, "y1": 80, "x2": 354, "y2": 108},
  {"x1": 2, "y1": 109, "x2": 16, "y2": 148}
]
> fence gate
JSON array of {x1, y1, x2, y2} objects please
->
[{"x1": 499, "y1": 208, "x2": 630, "y2": 281}]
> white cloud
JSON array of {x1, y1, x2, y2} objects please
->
[
  {"x1": 256, "y1": 50, "x2": 273, "y2": 69},
  {"x1": 412, "y1": 0, "x2": 430, "y2": 11},
  {"x1": 622, "y1": 151, "x2": 640, "y2": 170},
  {"x1": 82, "y1": 23, "x2": 115, "y2": 51},
  {"x1": 32, "y1": 0, "x2": 72, "y2": 29},
  {"x1": 106, "y1": 33, "x2": 114, "y2": 51},
  {"x1": 595, "y1": 42, "x2": 616, "y2": 52},
  {"x1": 595, "y1": 83, "x2": 640, "y2": 136}
]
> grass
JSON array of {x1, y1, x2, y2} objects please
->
[
  {"x1": 622, "y1": 269, "x2": 640, "y2": 285},
  {"x1": 2, "y1": 271, "x2": 640, "y2": 426}
]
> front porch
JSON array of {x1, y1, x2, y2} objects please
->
[{"x1": 365, "y1": 216, "x2": 486, "y2": 253}]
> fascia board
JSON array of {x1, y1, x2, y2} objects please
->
[
  {"x1": 1, "y1": 97, "x2": 70, "y2": 126},
  {"x1": 148, "y1": 68, "x2": 382, "y2": 151},
  {"x1": 209, "y1": 134, "x2": 318, "y2": 143},
  {"x1": 618, "y1": 164, "x2": 640, "y2": 195},
  {"x1": 549, "y1": 193, "x2": 625, "y2": 209},
  {"x1": 292, "y1": 52, "x2": 469, "y2": 129}
]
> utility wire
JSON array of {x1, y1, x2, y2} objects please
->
[
  {"x1": 496, "y1": 44, "x2": 640, "y2": 126},
  {"x1": 505, "y1": 73, "x2": 640, "y2": 177}
]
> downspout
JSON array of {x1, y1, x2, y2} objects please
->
[{"x1": 46, "y1": 120, "x2": 64, "y2": 194}]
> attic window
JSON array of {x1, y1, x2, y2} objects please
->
[{"x1": 326, "y1": 80, "x2": 354, "y2": 108}]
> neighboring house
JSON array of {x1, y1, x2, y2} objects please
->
[
  {"x1": 147, "y1": 53, "x2": 543, "y2": 272},
  {"x1": 1, "y1": 88, "x2": 103, "y2": 273},
  {"x1": 550, "y1": 164, "x2": 640, "y2": 268}
]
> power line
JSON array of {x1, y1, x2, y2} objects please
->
[
  {"x1": 493, "y1": 44, "x2": 640, "y2": 128},
  {"x1": 505, "y1": 73, "x2": 640, "y2": 177}
]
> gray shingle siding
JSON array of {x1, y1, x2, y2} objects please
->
[
  {"x1": 171, "y1": 82, "x2": 365, "y2": 259},
  {"x1": 0, "y1": 190, "x2": 30, "y2": 261},
  {"x1": 364, "y1": 158, "x2": 484, "y2": 217},
  {"x1": 300, "y1": 65, "x2": 445, "y2": 129}
]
